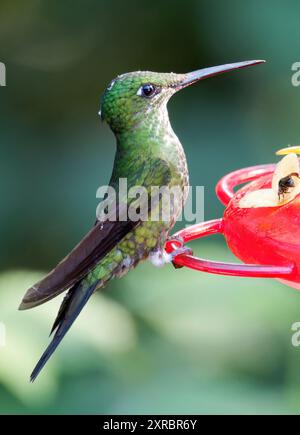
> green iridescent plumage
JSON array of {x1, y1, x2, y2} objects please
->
[{"x1": 19, "y1": 60, "x2": 265, "y2": 380}]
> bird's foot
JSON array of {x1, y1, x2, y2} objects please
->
[
  {"x1": 165, "y1": 235, "x2": 193, "y2": 269},
  {"x1": 170, "y1": 246, "x2": 193, "y2": 269},
  {"x1": 149, "y1": 249, "x2": 173, "y2": 267}
]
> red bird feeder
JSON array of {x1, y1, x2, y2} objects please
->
[{"x1": 165, "y1": 148, "x2": 300, "y2": 289}]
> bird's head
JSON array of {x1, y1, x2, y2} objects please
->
[{"x1": 100, "y1": 60, "x2": 265, "y2": 134}]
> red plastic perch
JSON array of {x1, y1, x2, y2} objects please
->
[{"x1": 165, "y1": 164, "x2": 296, "y2": 283}]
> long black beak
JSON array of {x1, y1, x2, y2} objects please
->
[{"x1": 177, "y1": 60, "x2": 265, "y2": 88}]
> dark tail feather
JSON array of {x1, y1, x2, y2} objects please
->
[{"x1": 30, "y1": 280, "x2": 97, "y2": 382}]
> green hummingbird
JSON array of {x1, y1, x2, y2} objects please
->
[{"x1": 20, "y1": 60, "x2": 264, "y2": 381}]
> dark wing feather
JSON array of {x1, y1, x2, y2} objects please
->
[
  {"x1": 20, "y1": 159, "x2": 171, "y2": 310},
  {"x1": 19, "y1": 204, "x2": 137, "y2": 310}
]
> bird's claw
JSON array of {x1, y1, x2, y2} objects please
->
[
  {"x1": 171, "y1": 246, "x2": 193, "y2": 269},
  {"x1": 164, "y1": 235, "x2": 193, "y2": 268}
]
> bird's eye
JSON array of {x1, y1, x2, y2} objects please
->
[{"x1": 137, "y1": 83, "x2": 157, "y2": 98}]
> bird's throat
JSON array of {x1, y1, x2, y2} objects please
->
[{"x1": 116, "y1": 104, "x2": 186, "y2": 170}]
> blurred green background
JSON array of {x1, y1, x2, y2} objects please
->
[{"x1": 1, "y1": 0, "x2": 300, "y2": 415}]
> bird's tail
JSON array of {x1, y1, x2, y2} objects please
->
[{"x1": 30, "y1": 280, "x2": 98, "y2": 382}]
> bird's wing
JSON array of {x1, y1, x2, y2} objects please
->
[{"x1": 19, "y1": 159, "x2": 171, "y2": 310}]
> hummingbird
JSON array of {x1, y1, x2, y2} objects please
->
[{"x1": 20, "y1": 60, "x2": 265, "y2": 381}]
